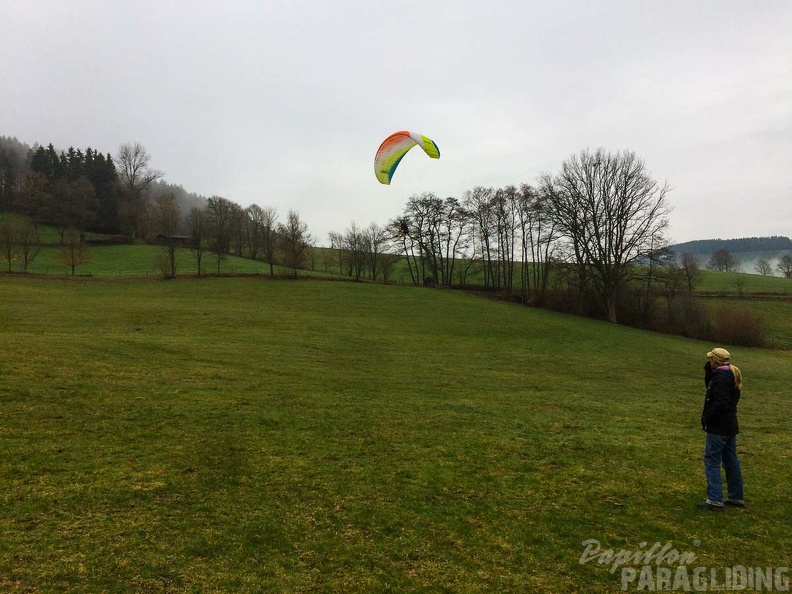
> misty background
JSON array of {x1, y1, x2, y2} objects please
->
[{"x1": 1, "y1": 1, "x2": 790, "y2": 247}]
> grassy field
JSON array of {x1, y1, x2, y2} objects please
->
[
  {"x1": 16, "y1": 244, "x2": 303, "y2": 278},
  {"x1": 697, "y1": 269, "x2": 792, "y2": 294},
  {"x1": 4, "y1": 213, "x2": 791, "y2": 292},
  {"x1": 373, "y1": 256, "x2": 792, "y2": 295},
  {"x1": 705, "y1": 295, "x2": 792, "y2": 350},
  {"x1": 1, "y1": 276, "x2": 791, "y2": 593}
]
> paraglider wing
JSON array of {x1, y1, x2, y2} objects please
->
[{"x1": 374, "y1": 131, "x2": 440, "y2": 185}]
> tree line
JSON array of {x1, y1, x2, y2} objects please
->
[
  {"x1": 0, "y1": 137, "x2": 315, "y2": 277},
  {"x1": 339, "y1": 148, "x2": 673, "y2": 325},
  {"x1": 3, "y1": 134, "x2": 790, "y2": 329},
  {"x1": 700, "y1": 248, "x2": 792, "y2": 279},
  {"x1": 672, "y1": 236, "x2": 792, "y2": 256}
]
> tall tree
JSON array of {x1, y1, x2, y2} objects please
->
[
  {"x1": 259, "y1": 206, "x2": 279, "y2": 277},
  {"x1": 707, "y1": 248, "x2": 740, "y2": 273},
  {"x1": 680, "y1": 253, "x2": 701, "y2": 293},
  {"x1": 206, "y1": 196, "x2": 235, "y2": 274},
  {"x1": 516, "y1": 184, "x2": 556, "y2": 304},
  {"x1": 229, "y1": 203, "x2": 247, "y2": 257},
  {"x1": 342, "y1": 222, "x2": 367, "y2": 280},
  {"x1": 328, "y1": 231, "x2": 346, "y2": 275},
  {"x1": 59, "y1": 227, "x2": 91, "y2": 275},
  {"x1": 362, "y1": 223, "x2": 389, "y2": 281},
  {"x1": 777, "y1": 254, "x2": 792, "y2": 279},
  {"x1": 245, "y1": 204, "x2": 267, "y2": 260},
  {"x1": 16, "y1": 217, "x2": 40, "y2": 272},
  {"x1": 463, "y1": 186, "x2": 497, "y2": 288},
  {"x1": 17, "y1": 172, "x2": 51, "y2": 222},
  {"x1": 540, "y1": 148, "x2": 671, "y2": 323},
  {"x1": 116, "y1": 142, "x2": 162, "y2": 237},
  {"x1": 85, "y1": 150, "x2": 120, "y2": 233},
  {"x1": 0, "y1": 138, "x2": 27, "y2": 212},
  {"x1": 38, "y1": 177, "x2": 98, "y2": 243},
  {"x1": 492, "y1": 186, "x2": 518, "y2": 292},
  {"x1": 30, "y1": 144, "x2": 63, "y2": 181},
  {"x1": 278, "y1": 210, "x2": 312, "y2": 277},
  {"x1": 388, "y1": 216, "x2": 420, "y2": 285},
  {"x1": 0, "y1": 219, "x2": 20, "y2": 272},
  {"x1": 754, "y1": 258, "x2": 773, "y2": 276},
  {"x1": 187, "y1": 206, "x2": 209, "y2": 277},
  {"x1": 152, "y1": 193, "x2": 182, "y2": 278}
]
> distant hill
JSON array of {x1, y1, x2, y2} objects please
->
[
  {"x1": 669, "y1": 236, "x2": 792, "y2": 275},
  {"x1": 671, "y1": 236, "x2": 792, "y2": 255},
  {"x1": 670, "y1": 236, "x2": 792, "y2": 257}
]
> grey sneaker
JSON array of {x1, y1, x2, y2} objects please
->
[
  {"x1": 697, "y1": 499, "x2": 724, "y2": 511},
  {"x1": 724, "y1": 499, "x2": 745, "y2": 508}
]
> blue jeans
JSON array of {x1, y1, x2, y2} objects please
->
[{"x1": 704, "y1": 434, "x2": 744, "y2": 503}]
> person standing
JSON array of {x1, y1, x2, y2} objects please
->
[{"x1": 698, "y1": 347, "x2": 744, "y2": 511}]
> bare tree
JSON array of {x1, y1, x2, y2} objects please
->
[
  {"x1": 328, "y1": 231, "x2": 346, "y2": 275},
  {"x1": 0, "y1": 214, "x2": 41, "y2": 274},
  {"x1": 403, "y1": 193, "x2": 440, "y2": 284},
  {"x1": 59, "y1": 227, "x2": 91, "y2": 275},
  {"x1": 305, "y1": 245, "x2": 319, "y2": 271},
  {"x1": 777, "y1": 254, "x2": 792, "y2": 279},
  {"x1": 755, "y1": 258, "x2": 773, "y2": 276},
  {"x1": 46, "y1": 177, "x2": 98, "y2": 243},
  {"x1": 17, "y1": 217, "x2": 40, "y2": 272},
  {"x1": 0, "y1": 219, "x2": 20, "y2": 272},
  {"x1": 707, "y1": 248, "x2": 740, "y2": 272},
  {"x1": 259, "y1": 206, "x2": 279, "y2": 277},
  {"x1": 436, "y1": 197, "x2": 471, "y2": 287},
  {"x1": 388, "y1": 216, "x2": 420, "y2": 285},
  {"x1": 492, "y1": 186, "x2": 519, "y2": 292},
  {"x1": 400, "y1": 193, "x2": 471, "y2": 287},
  {"x1": 152, "y1": 193, "x2": 181, "y2": 278},
  {"x1": 363, "y1": 223, "x2": 389, "y2": 281},
  {"x1": 229, "y1": 203, "x2": 247, "y2": 257},
  {"x1": 540, "y1": 148, "x2": 671, "y2": 323},
  {"x1": 187, "y1": 206, "x2": 209, "y2": 276},
  {"x1": 206, "y1": 196, "x2": 235, "y2": 274},
  {"x1": 656, "y1": 262, "x2": 687, "y2": 307},
  {"x1": 342, "y1": 222, "x2": 367, "y2": 280},
  {"x1": 463, "y1": 186, "x2": 497, "y2": 288},
  {"x1": 517, "y1": 184, "x2": 557, "y2": 304},
  {"x1": 680, "y1": 253, "x2": 701, "y2": 293},
  {"x1": 733, "y1": 273, "x2": 747, "y2": 296},
  {"x1": 245, "y1": 204, "x2": 267, "y2": 260},
  {"x1": 116, "y1": 142, "x2": 163, "y2": 237},
  {"x1": 17, "y1": 171, "x2": 51, "y2": 221},
  {"x1": 378, "y1": 251, "x2": 402, "y2": 283},
  {"x1": 278, "y1": 210, "x2": 312, "y2": 276}
]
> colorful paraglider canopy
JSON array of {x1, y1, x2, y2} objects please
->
[{"x1": 374, "y1": 131, "x2": 440, "y2": 185}]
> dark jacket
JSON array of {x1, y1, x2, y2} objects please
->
[{"x1": 701, "y1": 362, "x2": 741, "y2": 436}]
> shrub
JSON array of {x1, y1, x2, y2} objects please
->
[
  {"x1": 710, "y1": 307, "x2": 766, "y2": 347},
  {"x1": 665, "y1": 295, "x2": 710, "y2": 340}
]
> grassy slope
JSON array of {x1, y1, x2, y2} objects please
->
[
  {"x1": 1, "y1": 276, "x2": 790, "y2": 592},
  {"x1": 706, "y1": 296, "x2": 792, "y2": 349},
  {"x1": 4, "y1": 217, "x2": 790, "y2": 289},
  {"x1": 21, "y1": 244, "x2": 296, "y2": 277},
  {"x1": 697, "y1": 268, "x2": 792, "y2": 294}
]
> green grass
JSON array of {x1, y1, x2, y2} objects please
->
[
  {"x1": 705, "y1": 295, "x2": 792, "y2": 349},
  {"x1": 1, "y1": 276, "x2": 790, "y2": 592},
  {"x1": 697, "y1": 269, "x2": 792, "y2": 294},
  {"x1": 0, "y1": 217, "x2": 320, "y2": 277},
  {"x1": 16, "y1": 244, "x2": 311, "y2": 278}
]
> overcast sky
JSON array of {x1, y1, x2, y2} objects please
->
[{"x1": 2, "y1": 1, "x2": 790, "y2": 245}]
